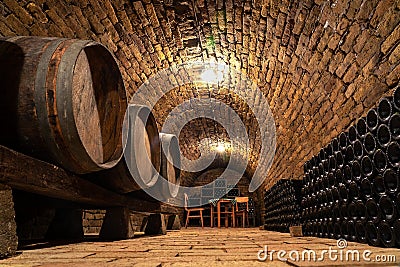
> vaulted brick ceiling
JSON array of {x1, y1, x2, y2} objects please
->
[{"x1": 0, "y1": 0, "x2": 399, "y2": 190}]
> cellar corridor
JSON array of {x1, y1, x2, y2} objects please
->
[
  {"x1": 1, "y1": 228, "x2": 400, "y2": 266},
  {"x1": 0, "y1": 0, "x2": 400, "y2": 266}
]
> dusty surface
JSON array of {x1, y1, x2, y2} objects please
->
[{"x1": 0, "y1": 228, "x2": 400, "y2": 266}]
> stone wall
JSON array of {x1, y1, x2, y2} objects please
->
[
  {"x1": 0, "y1": 0, "x2": 398, "y2": 192},
  {"x1": 82, "y1": 210, "x2": 148, "y2": 234}
]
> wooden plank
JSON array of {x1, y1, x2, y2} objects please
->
[
  {"x1": 159, "y1": 202, "x2": 180, "y2": 214},
  {"x1": 0, "y1": 145, "x2": 160, "y2": 212}
]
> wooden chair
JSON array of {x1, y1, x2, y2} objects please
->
[
  {"x1": 184, "y1": 193, "x2": 204, "y2": 228},
  {"x1": 235, "y1": 197, "x2": 249, "y2": 227},
  {"x1": 212, "y1": 199, "x2": 235, "y2": 227}
]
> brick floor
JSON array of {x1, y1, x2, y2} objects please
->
[{"x1": 1, "y1": 228, "x2": 400, "y2": 266}]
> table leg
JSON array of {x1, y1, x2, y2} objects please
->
[
  {"x1": 210, "y1": 204, "x2": 214, "y2": 228},
  {"x1": 217, "y1": 201, "x2": 221, "y2": 228},
  {"x1": 232, "y1": 206, "x2": 235, "y2": 228}
]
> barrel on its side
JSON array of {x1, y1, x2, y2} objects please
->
[
  {"x1": 93, "y1": 105, "x2": 161, "y2": 193},
  {"x1": 146, "y1": 133, "x2": 181, "y2": 200},
  {"x1": 0, "y1": 36, "x2": 127, "y2": 174}
]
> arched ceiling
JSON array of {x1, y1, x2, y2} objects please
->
[{"x1": 0, "y1": 0, "x2": 399, "y2": 190}]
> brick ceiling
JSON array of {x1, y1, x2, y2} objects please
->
[{"x1": 0, "y1": 0, "x2": 399, "y2": 190}]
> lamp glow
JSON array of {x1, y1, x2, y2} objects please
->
[
  {"x1": 201, "y1": 69, "x2": 224, "y2": 83},
  {"x1": 215, "y1": 143, "x2": 226, "y2": 153}
]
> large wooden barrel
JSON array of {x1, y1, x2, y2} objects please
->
[
  {"x1": 92, "y1": 104, "x2": 161, "y2": 193},
  {"x1": 147, "y1": 133, "x2": 181, "y2": 200},
  {"x1": 0, "y1": 36, "x2": 127, "y2": 174}
]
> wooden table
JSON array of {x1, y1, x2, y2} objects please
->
[{"x1": 210, "y1": 199, "x2": 236, "y2": 228}]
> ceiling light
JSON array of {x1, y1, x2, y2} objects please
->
[
  {"x1": 201, "y1": 69, "x2": 224, "y2": 83},
  {"x1": 215, "y1": 143, "x2": 226, "y2": 153}
]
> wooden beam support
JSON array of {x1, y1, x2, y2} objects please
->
[
  {"x1": 158, "y1": 203, "x2": 180, "y2": 215},
  {"x1": 145, "y1": 214, "x2": 166, "y2": 235},
  {"x1": 100, "y1": 207, "x2": 135, "y2": 240},
  {"x1": 0, "y1": 184, "x2": 17, "y2": 258},
  {"x1": 167, "y1": 214, "x2": 181, "y2": 230},
  {"x1": 0, "y1": 145, "x2": 164, "y2": 212}
]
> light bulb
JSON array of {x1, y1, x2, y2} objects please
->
[
  {"x1": 215, "y1": 143, "x2": 226, "y2": 153},
  {"x1": 201, "y1": 69, "x2": 224, "y2": 83}
]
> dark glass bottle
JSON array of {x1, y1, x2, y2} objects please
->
[
  {"x1": 378, "y1": 97, "x2": 393, "y2": 123},
  {"x1": 366, "y1": 221, "x2": 381, "y2": 247},
  {"x1": 378, "y1": 220, "x2": 396, "y2": 248},
  {"x1": 366, "y1": 198, "x2": 381, "y2": 224},
  {"x1": 355, "y1": 220, "x2": 367, "y2": 243},
  {"x1": 379, "y1": 195, "x2": 397, "y2": 223},
  {"x1": 366, "y1": 108, "x2": 379, "y2": 133}
]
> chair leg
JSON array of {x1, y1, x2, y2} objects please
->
[
  {"x1": 242, "y1": 214, "x2": 245, "y2": 228},
  {"x1": 185, "y1": 210, "x2": 190, "y2": 228},
  {"x1": 200, "y1": 210, "x2": 204, "y2": 228},
  {"x1": 211, "y1": 209, "x2": 213, "y2": 228}
]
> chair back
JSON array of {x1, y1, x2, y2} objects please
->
[{"x1": 235, "y1": 197, "x2": 249, "y2": 211}]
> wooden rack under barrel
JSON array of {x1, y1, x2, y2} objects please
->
[{"x1": 0, "y1": 145, "x2": 179, "y2": 240}]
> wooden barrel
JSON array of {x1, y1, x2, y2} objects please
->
[
  {"x1": 149, "y1": 133, "x2": 181, "y2": 199},
  {"x1": 0, "y1": 36, "x2": 127, "y2": 174},
  {"x1": 92, "y1": 104, "x2": 161, "y2": 193}
]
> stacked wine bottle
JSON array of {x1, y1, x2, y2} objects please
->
[
  {"x1": 264, "y1": 179, "x2": 302, "y2": 232},
  {"x1": 302, "y1": 85, "x2": 400, "y2": 248}
]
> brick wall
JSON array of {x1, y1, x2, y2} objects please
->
[
  {"x1": 82, "y1": 210, "x2": 106, "y2": 234},
  {"x1": 82, "y1": 210, "x2": 147, "y2": 234},
  {"x1": 0, "y1": 0, "x2": 398, "y2": 193},
  {"x1": 190, "y1": 168, "x2": 263, "y2": 225}
]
